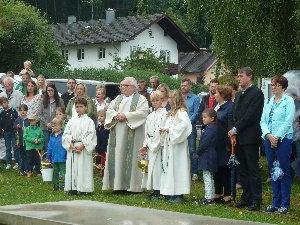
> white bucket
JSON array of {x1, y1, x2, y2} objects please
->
[{"x1": 41, "y1": 168, "x2": 54, "y2": 182}]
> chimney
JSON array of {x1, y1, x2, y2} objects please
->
[
  {"x1": 106, "y1": 8, "x2": 115, "y2": 25},
  {"x1": 68, "y1": 15, "x2": 76, "y2": 24}
]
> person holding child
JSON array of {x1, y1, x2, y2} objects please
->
[
  {"x1": 0, "y1": 96, "x2": 19, "y2": 169},
  {"x1": 139, "y1": 90, "x2": 167, "y2": 198},
  {"x1": 95, "y1": 109, "x2": 110, "y2": 182},
  {"x1": 160, "y1": 89, "x2": 192, "y2": 203},
  {"x1": 14, "y1": 104, "x2": 30, "y2": 176},
  {"x1": 46, "y1": 118, "x2": 67, "y2": 191},
  {"x1": 23, "y1": 114, "x2": 44, "y2": 178},
  {"x1": 62, "y1": 98, "x2": 97, "y2": 196},
  {"x1": 196, "y1": 109, "x2": 218, "y2": 205}
]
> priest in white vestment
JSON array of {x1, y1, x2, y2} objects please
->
[{"x1": 102, "y1": 77, "x2": 149, "y2": 192}]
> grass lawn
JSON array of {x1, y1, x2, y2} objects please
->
[{"x1": 0, "y1": 156, "x2": 299, "y2": 225}]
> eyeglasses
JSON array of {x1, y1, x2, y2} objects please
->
[
  {"x1": 271, "y1": 84, "x2": 282, "y2": 87},
  {"x1": 120, "y1": 84, "x2": 135, "y2": 87}
]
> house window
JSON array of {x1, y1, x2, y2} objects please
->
[
  {"x1": 160, "y1": 50, "x2": 170, "y2": 63},
  {"x1": 130, "y1": 46, "x2": 137, "y2": 55},
  {"x1": 77, "y1": 48, "x2": 84, "y2": 60},
  {"x1": 148, "y1": 30, "x2": 153, "y2": 38},
  {"x1": 62, "y1": 49, "x2": 69, "y2": 60},
  {"x1": 98, "y1": 47, "x2": 106, "y2": 59}
]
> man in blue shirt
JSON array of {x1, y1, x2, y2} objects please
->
[{"x1": 181, "y1": 78, "x2": 200, "y2": 181}]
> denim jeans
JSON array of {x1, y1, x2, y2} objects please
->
[
  {"x1": 19, "y1": 145, "x2": 27, "y2": 172},
  {"x1": 4, "y1": 131, "x2": 18, "y2": 164},
  {"x1": 265, "y1": 138, "x2": 292, "y2": 208},
  {"x1": 188, "y1": 123, "x2": 198, "y2": 175}
]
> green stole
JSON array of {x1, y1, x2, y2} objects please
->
[{"x1": 107, "y1": 92, "x2": 140, "y2": 189}]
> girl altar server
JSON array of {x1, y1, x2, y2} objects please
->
[{"x1": 159, "y1": 90, "x2": 192, "y2": 203}]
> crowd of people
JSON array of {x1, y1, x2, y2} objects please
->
[{"x1": 0, "y1": 63, "x2": 299, "y2": 215}]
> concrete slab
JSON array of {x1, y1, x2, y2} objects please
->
[{"x1": 0, "y1": 200, "x2": 273, "y2": 225}]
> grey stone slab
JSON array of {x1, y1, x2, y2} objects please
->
[{"x1": 0, "y1": 200, "x2": 273, "y2": 225}]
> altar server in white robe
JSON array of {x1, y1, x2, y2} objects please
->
[
  {"x1": 160, "y1": 89, "x2": 192, "y2": 203},
  {"x1": 139, "y1": 90, "x2": 167, "y2": 198},
  {"x1": 62, "y1": 98, "x2": 97, "y2": 196},
  {"x1": 102, "y1": 77, "x2": 149, "y2": 192}
]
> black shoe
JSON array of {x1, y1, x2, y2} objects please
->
[
  {"x1": 59, "y1": 186, "x2": 65, "y2": 191},
  {"x1": 67, "y1": 190, "x2": 77, "y2": 196},
  {"x1": 236, "y1": 200, "x2": 251, "y2": 208},
  {"x1": 248, "y1": 202, "x2": 260, "y2": 211},
  {"x1": 53, "y1": 185, "x2": 59, "y2": 191},
  {"x1": 214, "y1": 196, "x2": 223, "y2": 203},
  {"x1": 218, "y1": 197, "x2": 231, "y2": 204},
  {"x1": 78, "y1": 192, "x2": 86, "y2": 196},
  {"x1": 149, "y1": 190, "x2": 160, "y2": 199}
]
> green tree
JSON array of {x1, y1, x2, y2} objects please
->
[
  {"x1": 0, "y1": 1, "x2": 68, "y2": 72},
  {"x1": 187, "y1": 0, "x2": 300, "y2": 78},
  {"x1": 109, "y1": 49, "x2": 169, "y2": 74}
]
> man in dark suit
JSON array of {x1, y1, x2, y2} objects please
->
[{"x1": 228, "y1": 67, "x2": 264, "y2": 211}]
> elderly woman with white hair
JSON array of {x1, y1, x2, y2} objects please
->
[{"x1": 65, "y1": 82, "x2": 96, "y2": 121}]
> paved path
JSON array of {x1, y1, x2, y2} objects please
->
[{"x1": 0, "y1": 200, "x2": 274, "y2": 225}]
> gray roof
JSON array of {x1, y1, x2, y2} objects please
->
[
  {"x1": 179, "y1": 52, "x2": 216, "y2": 72},
  {"x1": 52, "y1": 14, "x2": 199, "y2": 52}
]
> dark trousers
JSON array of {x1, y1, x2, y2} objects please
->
[
  {"x1": 19, "y1": 145, "x2": 27, "y2": 173},
  {"x1": 52, "y1": 162, "x2": 66, "y2": 187},
  {"x1": 265, "y1": 138, "x2": 292, "y2": 208},
  {"x1": 27, "y1": 150, "x2": 41, "y2": 174},
  {"x1": 214, "y1": 166, "x2": 231, "y2": 196},
  {"x1": 235, "y1": 144, "x2": 262, "y2": 204}
]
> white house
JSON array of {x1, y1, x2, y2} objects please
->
[{"x1": 52, "y1": 11, "x2": 199, "y2": 70}]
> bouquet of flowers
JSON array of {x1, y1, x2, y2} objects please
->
[{"x1": 271, "y1": 160, "x2": 284, "y2": 181}]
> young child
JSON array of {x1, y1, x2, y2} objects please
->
[
  {"x1": 14, "y1": 104, "x2": 30, "y2": 176},
  {"x1": 159, "y1": 90, "x2": 192, "y2": 203},
  {"x1": 23, "y1": 60, "x2": 35, "y2": 77},
  {"x1": 62, "y1": 98, "x2": 97, "y2": 196},
  {"x1": 17, "y1": 61, "x2": 35, "y2": 91},
  {"x1": 55, "y1": 107, "x2": 67, "y2": 130},
  {"x1": 0, "y1": 96, "x2": 19, "y2": 169},
  {"x1": 23, "y1": 114, "x2": 44, "y2": 178},
  {"x1": 46, "y1": 118, "x2": 67, "y2": 191},
  {"x1": 196, "y1": 108, "x2": 218, "y2": 205},
  {"x1": 139, "y1": 90, "x2": 167, "y2": 198},
  {"x1": 95, "y1": 109, "x2": 110, "y2": 182}
]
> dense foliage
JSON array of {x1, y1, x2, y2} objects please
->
[
  {"x1": 187, "y1": 0, "x2": 300, "y2": 77},
  {"x1": 0, "y1": 1, "x2": 68, "y2": 72}
]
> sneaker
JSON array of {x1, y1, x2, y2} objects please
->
[
  {"x1": 59, "y1": 186, "x2": 65, "y2": 191},
  {"x1": 192, "y1": 174, "x2": 198, "y2": 181},
  {"x1": 275, "y1": 207, "x2": 288, "y2": 215},
  {"x1": 13, "y1": 163, "x2": 19, "y2": 169},
  {"x1": 5, "y1": 164, "x2": 11, "y2": 169},
  {"x1": 20, "y1": 172, "x2": 26, "y2": 176},
  {"x1": 263, "y1": 205, "x2": 278, "y2": 214},
  {"x1": 197, "y1": 199, "x2": 215, "y2": 205},
  {"x1": 53, "y1": 185, "x2": 59, "y2": 191}
]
